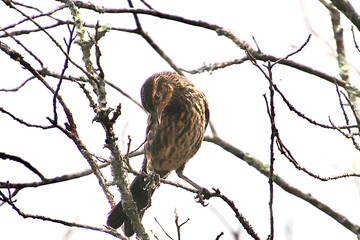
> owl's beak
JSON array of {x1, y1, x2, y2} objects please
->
[{"x1": 152, "y1": 105, "x2": 163, "y2": 125}]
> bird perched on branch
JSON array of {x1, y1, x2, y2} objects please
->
[{"x1": 107, "y1": 71, "x2": 210, "y2": 236}]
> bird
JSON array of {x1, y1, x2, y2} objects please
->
[{"x1": 106, "y1": 71, "x2": 210, "y2": 236}]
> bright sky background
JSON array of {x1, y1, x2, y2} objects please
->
[{"x1": 1, "y1": 0, "x2": 360, "y2": 240}]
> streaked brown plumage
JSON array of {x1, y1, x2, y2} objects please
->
[{"x1": 107, "y1": 71, "x2": 209, "y2": 236}]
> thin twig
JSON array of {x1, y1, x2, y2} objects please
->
[
  {"x1": 0, "y1": 152, "x2": 45, "y2": 180},
  {"x1": 0, "y1": 190, "x2": 126, "y2": 239},
  {"x1": 154, "y1": 217, "x2": 174, "y2": 240}
]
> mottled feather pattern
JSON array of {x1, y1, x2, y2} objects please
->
[
  {"x1": 145, "y1": 74, "x2": 208, "y2": 172},
  {"x1": 107, "y1": 71, "x2": 209, "y2": 236}
]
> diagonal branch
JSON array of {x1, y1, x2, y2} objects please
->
[
  {"x1": 204, "y1": 135, "x2": 360, "y2": 236},
  {"x1": 0, "y1": 152, "x2": 45, "y2": 180},
  {"x1": 330, "y1": 0, "x2": 360, "y2": 31},
  {"x1": 0, "y1": 190, "x2": 126, "y2": 239}
]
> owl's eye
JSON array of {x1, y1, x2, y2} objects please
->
[{"x1": 154, "y1": 92, "x2": 161, "y2": 101}]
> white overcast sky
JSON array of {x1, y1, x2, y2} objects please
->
[{"x1": 1, "y1": 0, "x2": 360, "y2": 240}]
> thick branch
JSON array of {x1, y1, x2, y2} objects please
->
[
  {"x1": 331, "y1": 0, "x2": 360, "y2": 31},
  {"x1": 204, "y1": 135, "x2": 360, "y2": 236}
]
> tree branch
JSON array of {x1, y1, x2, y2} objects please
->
[{"x1": 204, "y1": 135, "x2": 360, "y2": 236}]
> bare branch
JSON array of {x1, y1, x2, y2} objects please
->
[
  {"x1": 0, "y1": 190, "x2": 126, "y2": 239},
  {"x1": 0, "y1": 76, "x2": 34, "y2": 92},
  {"x1": 351, "y1": 26, "x2": 360, "y2": 53},
  {"x1": 273, "y1": 83, "x2": 357, "y2": 130},
  {"x1": 204, "y1": 135, "x2": 360, "y2": 236},
  {"x1": 2, "y1": 30, "x2": 44, "y2": 67},
  {"x1": 0, "y1": 152, "x2": 45, "y2": 180},
  {"x1": 65, "y1": 1, "x2": 148, "y2": 238},
  {"x1": 272, "y1": 34, "x2": 312, "y2": 67},
  {"x1": 52, "y1": 24, "x2": 77, "y2": 124},
  {"x1": 0, "y1": 107, "x2": 54, "y2": 129},
  {"x1": 0, "y1": 3, "x2": 67, "y2": 33},
  {"x1": 154, "y1": 217, "x2": 174, "y2": 240},
  {"x1": 330, "y1": 0, "x2": 360, "y2": 31},
  {"x1": 174, "y1": 211, "x2": 190, "y2": 240},
  {"x1": 211, "y1": 188, "x2": 260, "y2": 240},
  {"x1": 2, "y1": 0, "x2": 90, "y2": 78}
]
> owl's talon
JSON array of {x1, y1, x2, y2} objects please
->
[
  {"x1": 144, "y1": 172, "x2": 161, "y2": 190},
  {"x1": 194, "y1": 187, "x2": 211, "y2": 206}
]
